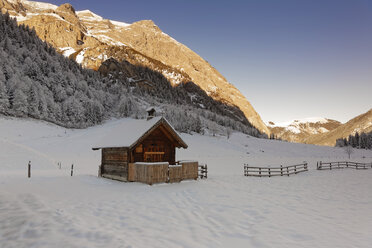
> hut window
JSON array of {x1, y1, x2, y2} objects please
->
[{"x1": 136, "y1": 145, "x2": 143, "y2": 153}]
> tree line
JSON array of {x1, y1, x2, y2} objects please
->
[{"x1": 335, "y1": 131, "x2": 372, "y2": 150}]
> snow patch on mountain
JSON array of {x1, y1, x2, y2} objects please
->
[
  {"x1": 110, "y1": 20, "x2": 130, "y2": 28},
  {"x1": 76, "y1": 48, "x2": 88, "y2": 64},
  {"x1": 162, "y1": 70, "x2": 183, "y2": 85},
  {"x1": 76, "y1": 10, "x2": 103, "y2": 21},
  {"x1": 93, "y1": 34, "x2": 127, "y2": 47},
  {"x1": 59, "y1": 47, "x2": 76, "y2": 57},
  {"x1": 24, "y1": 0, "x2": 58, "y2": 10},
  {"x1": 269, "y1": 117, "x2": 329, "y2": 128}
]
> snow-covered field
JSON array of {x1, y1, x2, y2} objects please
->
[{"x1": 1, "y1": 116, "x2": 371, "y2": 248}]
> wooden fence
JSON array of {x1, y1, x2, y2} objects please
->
[
  {"x1": 317, "y1": 161, "x2": 372, "y2": 170},
  {"x1": 179, "y1": 161, "x2": 199, "y2": 180},
  {"x1": 168, "y1": 164, "x2": 183, "y2": 183},
  {"x1": 134, "y1": 162, "x2": 169, "y2": 185},
  {"x1": 244, "y1": 163, "x2": 308, "y2": 177},
  {"x1": 198, "y1": 164, "x2": 208, "y2": 179}
]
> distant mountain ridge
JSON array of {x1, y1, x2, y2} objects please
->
[
  {"x1": 304, "y1": 108, "x2": 372, "y2": 146},
  {"x1": 267, "y1": 118, "x2": 342, "y2": 143},
  {"x1": 0, "y1": 0, "x2": 269, "y2": 134}
]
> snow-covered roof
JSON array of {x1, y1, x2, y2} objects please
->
[{"x1": 92, "y1": 117, "x2": 187, "y2": 150}]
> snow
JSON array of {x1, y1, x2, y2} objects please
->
[
  {"x1": 162, "y1": 70, "x2": 183, "y2": 85},
  {"x1": 92, "y1": 34, "x2": 127, "y2": 47},
  {"x1": 76, "y1": 48, "x2": 87, "y2": 64},
  {"x1": 272, "y1": 117, "x2": 329, "y2": 128},
  {"x1": 1, "y1": 116, "x2": 372, "y2": 248},
  {"x1": 93, "y1": 116, "x2": 184, "y2": 149},
  {"x1": 11, "y1": 12, "x2": 74, "y2": 25},
  {"x1": 76, "y1": 10, "x2": 104, "y2": 22},
  {"x1": 267, "y1": 117, "x2": 333, "y2": 134},
  {"x1": 93, "y1": 116, "x2": 161, "y2": 148},
  {"x1": 59, "y1": 47, "x2": 76, "y2": 58},
  {"x1": 23, "y1": 0, "x2": 58, "y2": 11},
  {"x1": 110, "y1": 20, "x2": 130, "y2": 28},
  {"x1": 136, "y1": 162, "x2": 169, "y2": 166}
]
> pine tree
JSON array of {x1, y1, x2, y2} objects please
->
[{"x1": 0, "y1": 80, "x2": 9, "y2": 113}]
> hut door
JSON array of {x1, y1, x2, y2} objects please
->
[{"x1": 144, "y1": 144, "x2": 164, "y2": 162}]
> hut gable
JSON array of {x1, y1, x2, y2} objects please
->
[{"x1": 92, "y1": 116, "x2": 187, "y2": 150}]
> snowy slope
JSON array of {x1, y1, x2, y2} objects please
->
[{"x1": 1, "y1": 116, "x2": 372, "y2": 248}]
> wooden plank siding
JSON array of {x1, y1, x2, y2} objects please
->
[
  {"x1": 101, "y1": 148, "x2": 129, "y2": 180},
  {"x1": 131, "y1": 127, "x2": 176, "y2": 165}
]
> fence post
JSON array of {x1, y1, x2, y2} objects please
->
[
  {"x1": 294, "y1": 165, "x2": 297, "y2": 174},
  {"x1": 205, "y1": 164, "x2": 208, "y2": 179},
  {"x1": 286, "y1": 166, "x2": 289, "y2": 176},
  {"x1": 244, "y1": 164, "x2": 247, "y2": 176},
  {"x1": 71, "y1": 164, "x2": 74, "y2": 177},
  {"x1": 268, "y1": 168, "x2": 271, "y2": 177},
  {"x1": 259, "y1": 167, "x2": 261, "y2": 177},
  {"x1": 28, "y1": 161, "x2": 31, "y2": 178},
  {"x1": 280, "y1": 165, "x2": 283, "y2": 176}
]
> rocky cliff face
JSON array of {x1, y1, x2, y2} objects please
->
[
  {"x1": 304, "y1": 109, "x2": 372, "y2": 146},
  {"x1": 267, "y1": 118, "x2": 342, "y2": 143},
  {"x1": 1, "y1": 0, "x2": 269, "y2": 134}
]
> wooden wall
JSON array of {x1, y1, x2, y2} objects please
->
[
  {"x1": 101, "y1": 147, "x2": 129, "y2": 180},
  {"x1": 131, "y1": 127, "x2": 176, "y2": 164}
]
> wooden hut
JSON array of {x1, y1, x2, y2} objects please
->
[{"x1": 92, "y1": 115, "x2": 189, "y2": 182}]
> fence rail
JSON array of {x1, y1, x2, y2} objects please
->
[
  {"x1": 317, "y1": 161, "x2": 372, "y2": 170},
  {"x1": 244, "y1": 163, "x2": 308, "y2": 177},
  {"x1": 198, "y1": 164, "x2": 208, "y2": 179}
]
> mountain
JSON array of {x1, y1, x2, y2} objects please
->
[
  {"x1": 0, "y1": 10, "x2": 266, "y2": 138},
  {"x1": 0, "y1": 0, "x2": 269, "y2": 134},
  {"x1": 304, "y1": 108, "x2": 372, "y2": 146},
  {"x1": 267, "y1": 117, "x2": 342, "y2": 143}
]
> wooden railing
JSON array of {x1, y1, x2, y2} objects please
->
[
  {"x1": 317, "y1": 161, "x2": 372, "y2": 170},
  {"x1": 244, "y1": 163, "x2": 308, "y2": 177},
  {"x1": 198, "y1": 164, "x2": 208, "y2": 179}
]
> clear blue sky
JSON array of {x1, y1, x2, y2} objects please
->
[{"x1": 44, "y1": 0, "x2": 372, "y2": 123}]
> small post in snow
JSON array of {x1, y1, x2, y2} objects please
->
[
  {"x1": 71, "y1": 164, "x2": 74, "y2": 177},
  {"x1": 28, "y1": 161, "x2": 31, "y2": 178}
]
